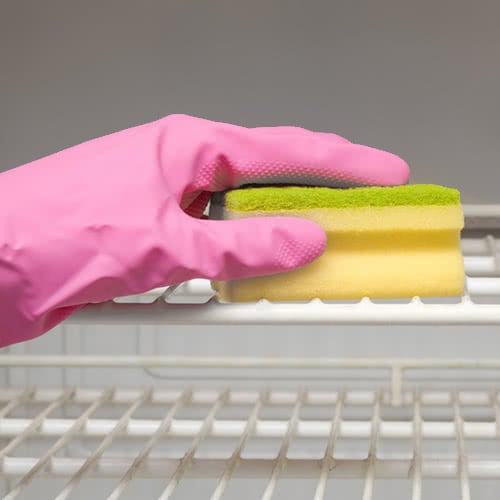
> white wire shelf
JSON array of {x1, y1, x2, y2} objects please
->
[
  {"x1": 70, "y1": 296, "x2": 500, "y2": 326},
  {"x1": 0, "y1": 386, "x2": 499, "y2": 499}
]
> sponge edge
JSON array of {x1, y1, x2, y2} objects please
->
[
  {"x1": 209, "y1": 185, "x2": 465, "y2": 302},
  {"x1": 223, "y1": 184, "x2": 461, "y2": 211}
]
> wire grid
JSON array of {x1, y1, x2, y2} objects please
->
[{"x1": 0, "y1": 387, "x2": 500, "y2": 498}]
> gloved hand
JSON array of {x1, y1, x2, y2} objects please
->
[{"x1": 0, "y1": 114, "x2": 409, "y2": 347}]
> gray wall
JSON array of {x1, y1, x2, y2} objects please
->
[{"x1": 2, "y1": 0, "x2": 500, "y2": 202}]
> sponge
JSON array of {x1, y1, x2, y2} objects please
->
[{"x1": 209, "y1": 184, "x2": 465, "y2": 302}]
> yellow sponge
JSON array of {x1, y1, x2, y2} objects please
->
[{"x1": 209, "y1": 184, "x2": 465, "y2": 302}]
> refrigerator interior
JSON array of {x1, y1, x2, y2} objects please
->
[{"x1": 2, "y1": 2, "x2": 500, "y2": 498}]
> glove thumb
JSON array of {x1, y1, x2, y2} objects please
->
[{"x1": 184, "y1": 216, "x2": 327, "y2": 282}]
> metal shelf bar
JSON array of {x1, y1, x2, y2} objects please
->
[
  {"x1": 53, "y1": 388, "x2": 152, "y2": 500},
  {"x1": 106, "y1": 389, "x2": 190, "y2": 500},
  {"x1": 157, "y1": 389, "x2": 228, "y2": 500}
]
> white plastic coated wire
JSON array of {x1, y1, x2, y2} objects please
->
[
  {"x1": 312, "y1": 391, "x2": 344, "y2": 500},
  {"x1": 106, "y1": 389, "x2": 191, "y2": 500},
  {"x1": 209, "y1": 389, "x2": 268, "y2": 500},
  {"x1": 0, "y1": 386, "x2": 500, "y2": 499}
]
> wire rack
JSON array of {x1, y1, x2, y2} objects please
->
[
  {"x1": 1, "y1": 386, "x2": 500, "y2": 499},
  {"x1": 2, "y1": 204, "x2": 500, "y2": 499}
]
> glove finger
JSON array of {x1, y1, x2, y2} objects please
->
[
  {"x1": 178, "y1": 215, "x2": 327, "y2": 282},
  {"x1": 251, "y1": 125, "x2": 351, "y2": 144},
  {"x1": 184, "y1": 121, "x2": 409, "y2": 192}
]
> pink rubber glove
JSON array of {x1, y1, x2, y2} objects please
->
[{"x1": 0, "y1": 114, "x2": 409, "y2": 347}]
